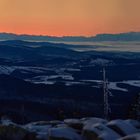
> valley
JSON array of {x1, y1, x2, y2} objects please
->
[{"x1": 0, "y1": 40, "x2": 140, "y2": 123}]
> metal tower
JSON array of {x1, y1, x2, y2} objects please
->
[{"x1": 103, "y1": 67, "x2": 110, "y2": 120}]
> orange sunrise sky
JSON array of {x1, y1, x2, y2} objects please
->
[{"x1": 0, "y1": 0, "x2": 140, "y2": 36}]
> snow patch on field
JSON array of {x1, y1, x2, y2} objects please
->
[
  {"x1": 121, "y1": 80, "x2": 140, "y2": 87},
  {"x1": 0, "y1": 65, "x2": 52, "y2": 74},
  {"x1": 90, "y1": 58, "x2": 111, "y2": 65},
  {"x1": 31, "y1": 75, "x2": 74, "y2": 81},
  {"x1": 0, "y1": 66, "x2": 15, "y2": 74},
  {"x1": 27, "y1": 74, "x2": 74, "y2": 85},
  {"x1": 108, "y1": 82, "x2": 128, "y2": 92}
]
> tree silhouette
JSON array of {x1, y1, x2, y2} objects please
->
[{"x1": 129, "y1": 93, "x2": 140, "y2": 120}]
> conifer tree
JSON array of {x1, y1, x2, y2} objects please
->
[{"x1": 129, "y1": 93, "x2": 140, "y2": 120}]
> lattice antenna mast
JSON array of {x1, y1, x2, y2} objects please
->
[{"x1": 103, "y1": 67, "x2": 110, "y2": 120}]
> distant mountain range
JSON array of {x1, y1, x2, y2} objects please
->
[{"x1": 0, "y1": 32, "x2": 140, "y2": 42}]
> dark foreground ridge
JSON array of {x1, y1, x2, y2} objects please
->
[{"x1": 0, "y1": 117, "x2": 139, "y2": 140}]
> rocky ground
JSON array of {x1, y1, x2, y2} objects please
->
[{"x1": 0, "y1": 117, "x2": 139, "y2": 140}]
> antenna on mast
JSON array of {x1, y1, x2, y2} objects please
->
[{"x1": 103, "y1": 67, "x2": 111, "y2": 120}]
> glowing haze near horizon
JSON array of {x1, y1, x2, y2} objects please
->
[{"x1": 0, "y1": 0, "x2": 140, "y2": 36}]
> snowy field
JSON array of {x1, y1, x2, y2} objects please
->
[{"x1": 0, "y1": 65, "x2": 140, "y2": 92}]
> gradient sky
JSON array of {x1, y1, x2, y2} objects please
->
[{"x1": 0, "y1": 0, "x2": 140, "y2": 36}]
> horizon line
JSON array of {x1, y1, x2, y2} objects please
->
[{"x1": 0, "y1": 31, "x2": 140, "y2": 38}]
